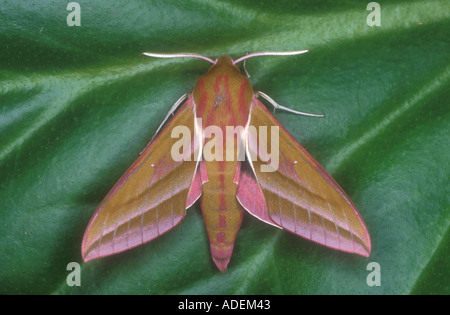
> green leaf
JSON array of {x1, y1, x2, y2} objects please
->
[{"x1": 0, "y1": 0, "x2": 448, "y2": 294}]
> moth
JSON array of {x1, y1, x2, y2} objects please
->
[{"x1": 82, "y1": 51, "x2": 371, "y2": 271}]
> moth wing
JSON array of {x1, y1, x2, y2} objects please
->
[
  {"x1": 235, "y1": 161, "x2": 279, "y2": 228},
  {"x1": 82, "y1": 96, "x2": 201, "y2": 261},
  {"x1": 240, "y1": 98, "x2": 371, "y2": 256}
]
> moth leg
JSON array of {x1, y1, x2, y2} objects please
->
[
  {"x1": 256, "y1": 91, "x2": 324, "y2": 117},
  {"x1": 242, "y1": 51, "x2": 251, "y2": 79},
  {"x1": 140, "y1": 93, "x2": 190, "y2": 155}
]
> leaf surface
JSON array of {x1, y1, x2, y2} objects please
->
[{"x1": 0, "y1": 0, "x2": 448, "y2": 294}]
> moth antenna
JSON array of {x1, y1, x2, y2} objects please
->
[
  {"x1": 233, "y1": 50, "x2": 309, "y2": 65},
  {"x1": 257, "y1": 91, "x2": 324, "y2": 118},
  {"x1": 142, "y1": 52, "x2": 216, "y2": 64}
]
